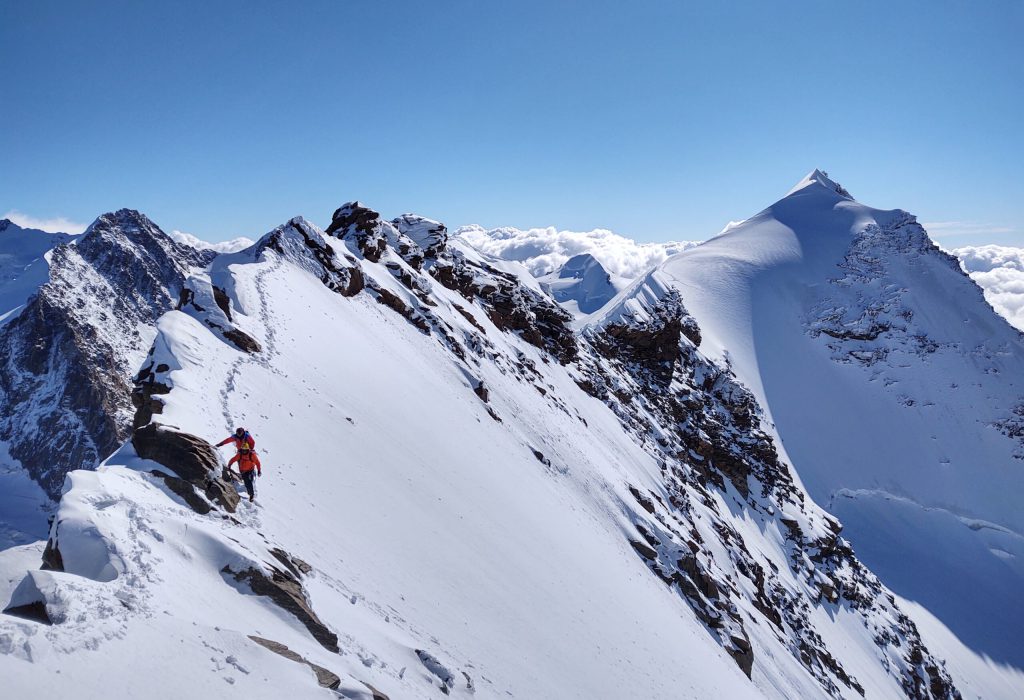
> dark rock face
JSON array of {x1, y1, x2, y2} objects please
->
[
  {"x1": 133, "y1": 424, "x2": 238, "y2": 512},
  {"x1": 41, "y1": 537, "x2": 64, "y2": 572},
  {"x1": 258, "y1": 217, "x2": 364, "y2": 297},
  {"x1": 212, "y1": 285, "x2": 233, "y2": 320},
  {"x1": 392, "y1": 214, "x2": 448, "y2": 260},
  {"x1": 151, "y1": 469, "x2": 213, "y2": 514},
  {"x1": 429, "y1": 254, "x2": 578, "y2": 364},
  {"x1": 582, "y1": 292, "x2": 960, "y2": 696},
  {"x1": 327, "y1": 202, "x2": 426, "y2": 270},
  {"x1": 326, "y1": 202, "x2": 390, "y2": 263},
  {"x1": 225, "y1": 560, "x2": 339, "y2": 652},
  {"x1": 249, "y1": 636, "x2": 342, "y2": 690},
  {"x1": 131, "y1": 357, "x2": 172, "y2": 429},
  {"x1": 269, "y1": 548, "x2": 312, "y2": 577},
  {"x1": 221, "y1": 328, "x2": 262, "y2": 354},
  {"x1": 176, "y1": 287, "x2": 262, "y2": 354},
  {"x1": 372, "y1": 287, "x2": 430, "y2": 334},
  {"x1": 0, "y1": 209, "x2": 212, "y2": 499}
]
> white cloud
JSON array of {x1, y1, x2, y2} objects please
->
[
  {"x1": 171, "y1": 230, "x2": 254, "y2": 254},
  {"x1": 456, "y1": 225, "x2": 700, "y2": 280},
  {"x1": 2, "y1": 209, "x2": 87, "y2": 234},
  {"x1": 951, "y1": 244, "x2": 1024, "y2": 332},
  {"x1": 923, "y1": 221, "x2": 1016, "y2": 238}
]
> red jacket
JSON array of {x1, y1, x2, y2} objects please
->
[
  {"x1": 218, "y1": 433, "x2": 255, "y2": 451},
  {"x1": 229, "y1": 451, "x2": 262, "y2": 475}
]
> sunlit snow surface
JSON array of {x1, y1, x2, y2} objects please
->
[
  {"x1": 593, "y1": 170, "x2": 1024, "y2": 676},
  {"x1": 2, "y1": 182, "x2": 1023, "y2": 698},
  {"x1": 0, "y1": 236, "x2": 764, "y2": 698}
]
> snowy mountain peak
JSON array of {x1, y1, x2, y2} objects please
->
[
  {"x1": 85, "y1": 207, "x2": 158, "y2": 235},
  {"x1": 538, "y1": 253, "x2": 624, "y2": 316},
  {"x1": 325, "y1": 201, "x2": 428, "y2": 270},
  {"x1": 558, "y1": 252, "x2": 603, "y2": 278},
  {"x1": 324, "y1": 201, "x2": 379, "y2": 237},
  {"x1": 0, "y1": 209, "x2": 212, "y2": 501},
  {"x1": 786, "y1": 169, "x2": 853, "y2": 199}
]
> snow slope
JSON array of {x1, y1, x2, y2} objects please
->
[
  {"x1": 1, "y1": 193, "x2": 1017, "y2": 699},
  {"x1": 595, "y1": 170, "x2": 1024, "y2": 669},
  {"x1": 0, "y1": 219, "x2": 74, "y2": 324}
]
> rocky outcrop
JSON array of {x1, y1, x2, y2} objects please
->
[
  {"x1": 176, "y1": 287, "x2": 262, "y2": 354},
  {"x1": 133, "y1": 424, "x2": 239, "y2": 512},
  {"x1": 249, "y1": 636, "x2": 341, "y2": 689},
  {"x1": 225, "y1": 558, "x2": 339, "y2": 652},
  {"x1": 429, "y1": 253, "x2": 578, "y2": 363},
  {"x1": 327, "y1": 202, "x2": 422, "y2": 270},
  {"x1": 258, "y1": 217, "x2": 364, "y2": 297},
  {"x1": 392, "y1": 214, "x2": 448, "y2": 260},
  {"x1": 0, "y1": 209, "x2": 212, "y2": 499},
  {"x1": 131, "y1": 355, "x2": 172, "y2": 429},
  {"x1": 41, "y1": 535, "x2": 64, "y2": 572},
  {"x1": 326, "y1": 202, "x2": 390, "y2": 263},
  {"x1": 582, "y1": 291, "x2": 959, "y2": 697}
]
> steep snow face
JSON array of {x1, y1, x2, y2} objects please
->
[
  {"x1": 0, "y1": 219, "x2": 75, "y2": 324},
  {"x1": 537, "y1": 253, "x2": 627, "y2": 316},
  {"x1": 2, "y1": 200, "x2": 997, "y2": 699},
  {"x1": 0, "y1": 210, "x2": 212, "y2": 501},
  {"x1": 598, "y1": 170, "x2": 1024, "y2": 669}
]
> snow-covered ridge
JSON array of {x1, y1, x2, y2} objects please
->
[
  {"x1": 595, "y1": 170, "x2": 1024, "y2": 673},
  {"x1": 1, "y1": 183, "x2": 1022, "y2": 698}
]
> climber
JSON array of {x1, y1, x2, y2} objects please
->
[
  {"x1": 228, "y1": 444, "x2": 262, "y2": 502},
  {"x1": 217, "y1": 427, "x2": 255, "y2": 452}
]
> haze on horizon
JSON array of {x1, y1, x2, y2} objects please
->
[{"x1": 1, "y1": 1, "x2": 1022, "y2": 248}]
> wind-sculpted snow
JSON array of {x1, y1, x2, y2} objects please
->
[{"x1": 1, "y1": 186, "x2": 1021, "y2": 698}]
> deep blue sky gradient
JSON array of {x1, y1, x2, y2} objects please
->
[{"x1": 2, "y1": 0, "x2": 1022, "y2": 246}]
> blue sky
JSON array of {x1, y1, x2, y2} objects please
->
[{"x1": 2, "y1": 1, "x2": 1022, "y2": 246}]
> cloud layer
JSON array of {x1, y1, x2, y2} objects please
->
[
  {"x1": 456, "y1": 225, "x2": 699, "y2": 279},
  {"x1": 457, "y1": 225, "x2": 1024, "y2": 334},
  {"x1": 951, "y1": 244, "x2": 1024, "y2": 331},
  {"x1": 2, "y1": 209, "x2": 87, "y2": 234}
]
